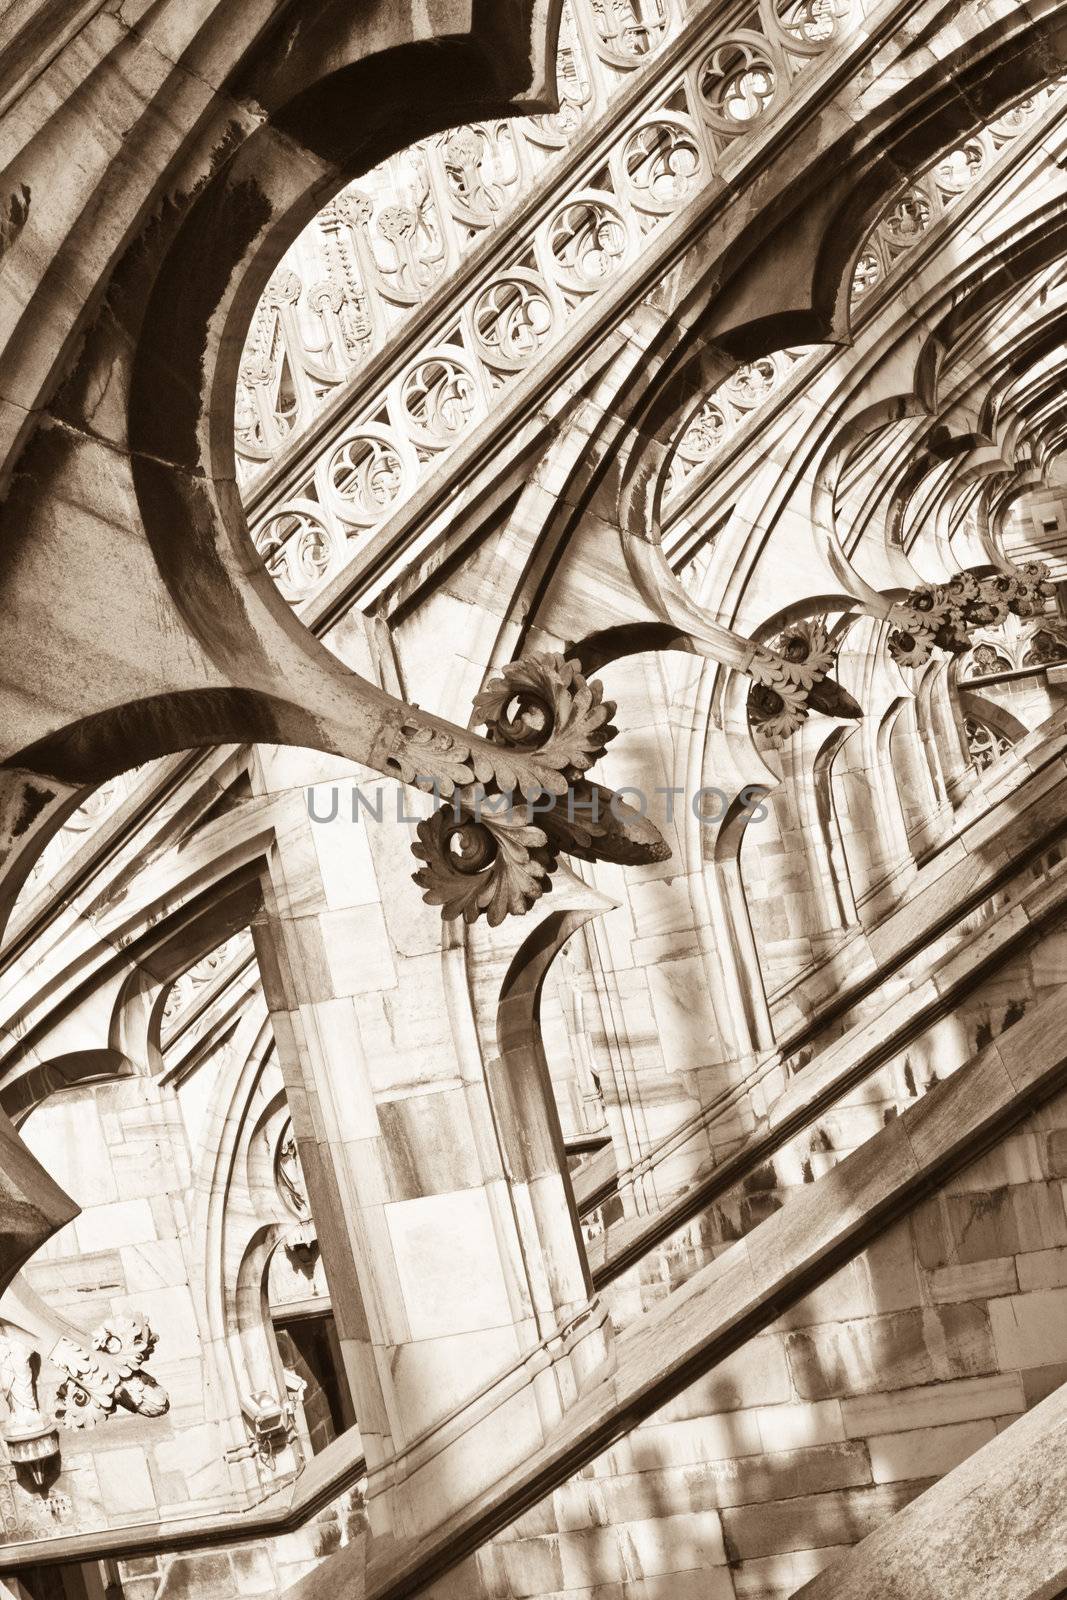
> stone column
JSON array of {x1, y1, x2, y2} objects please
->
[
  {"x1": 249, "y1": 750, "x2": 612, "y2": 1542},
  {"x1": 890, "y1": 696, "x2": 944, "y2": 860},
  {"x1": 829, "y1": 711, "x2": 914, "y2": 921},
  {"x1": 581, "y1": 653, "x2": 775, "y2": 1212},
  {"x1": 751, "y1": 718, "x2": 862, "y2": 1001},
  {"x1": 925, "y1": 658, "x2": 977, "y2": 807}
]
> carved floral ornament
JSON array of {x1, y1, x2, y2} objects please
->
[
  {"x1": 747, "y1": 622, "x2": 863, "y2": 748},
  {"x1": 0, "y1": 1313, "x2": 167, "y2": 1485},
  {"x1": 405, "y1": 645, "x2": 872, "y2": 924},
  {"x1": 411, "y1": 654, "x2": 671, "y2": 925},
  {"x1": 887, "y1": 563, "x2": 1056, "y2": 669}
]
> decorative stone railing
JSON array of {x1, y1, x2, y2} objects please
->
[
  {"x1": 657, "y1": 77, "x2": 1067, "y2": 517},
  {"x1": 242, "y1": 0, "x2": 869, "y2": 608},
  {"x1": 965, "y1": 716, "x2": 1014, "y2": 770},
  {"x1": 850, "y1": 78, "x2": 1067, "y2": 310},
  {"x1": 159, "y1": 932, "x2": 254, "y2": 1043},
  {"x1": 237, "y1": 0, "x2": 692, "y2": 485},
  {"x1": 663, "y1": 346, "x2": 818, "y2": 501},
  {"x1": 959, "y1": 612, "x2": 1067, "y2": 678}
]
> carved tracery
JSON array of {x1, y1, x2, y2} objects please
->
[
  {"x1": 241, "y1": 0, "x2": 861, "y2": 608},
  {"x1": 851, "y1": 79, "x2": 1067, "y2": 310}
]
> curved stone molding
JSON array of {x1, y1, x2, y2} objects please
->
[
  {"x1": 236, "y1": 0, "x2": 687, "y2": 483},
  {"x1": 851, "y1": 78, "x2": 1067, "y2": 312},
  {"x1": 664, "y1": 347, "x2": 819, "y2": 501}
]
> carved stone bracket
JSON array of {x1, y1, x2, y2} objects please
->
[
  {"x1": 747, "y1": 622, "x2": 857, "y2": 747},
  {"x1": 228, "y1": 1384, "x2": 301, "y2": 1470},
  {"x1": 411, "y1": 654, "x2": 670, "y2": 924},
  {"x1": 50, "y1": 1314, "x2": 169, "y2": 1430},
  {"x1": 887, "y1": 563, "x2": 1056, "y2": 669},
  {"x1": 0, "y1": 1312, "x2": 167, "y2": 1486}
]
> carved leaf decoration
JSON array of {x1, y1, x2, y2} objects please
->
[
  {"x1": 473, "y1": 653, "x2": 618, "y2": 790},
  {"x1": 386, "y1": 723, "x2": 476, "y2": 794},
  {"x1": 50, "y1": 1316, "x2": 167, "y2": 1430},
  {"x1": 945, "y1": 572, "x2": 981, "y2": 605},
  {"x1": 887, "y1": 627, "x2": 936, "y2": 668},
  {"x1": 970, "y1": 595, "x2": 1010, "y2": 627},
  {"x1": 753, "y1": 696, "x2": 809, "y2": 748},
  {"x1": 746, "y1": 622, "x2": 843, "y2": 746},
  {"x1": 54, "y1": 1380, "x2": 111, "y2": 1429},
  {"x1": 91, "y1": 1312, "x2": 156, "y2": 1365},
  {"x1": 409, "y1": 653, "x2": 671, "y2": 921},
  {"x1": 411, "y1": 804, "x2": 559, "y2": 925},
  {"x1": 751, "y1": 624, "x2": 833, "y2": 696},
  {"x1": 888, "y1": 563, "x2": 1057, "y2": 667}
]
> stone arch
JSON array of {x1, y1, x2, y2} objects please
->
[{"x1": 0, "y1": 2, "x2": 566, "y2": 945}]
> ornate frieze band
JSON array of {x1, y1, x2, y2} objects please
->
[
  {"x1": 242, "y1": 0, "x2": 868, "y2": 607},
  {"x1": 851, "y1": 80, "x2": 1067, "y2": 312}
]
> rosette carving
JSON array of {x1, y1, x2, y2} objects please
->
[
  {"x1": 411, "y1": 805, "x2": 559, "y2": 926},
  {"x1": 410, "y1": 653, "x2": 669, "y2": 924},
  {"x1": 387, "y1": 654, "x2": 620, "y2": 804},
  {"x1": 472, "y1": 653, "x2": 618, "y2": 786},
  {"x1": 887, "y1": 563, "x2": 1056, "y2": 669},
  {"x1": 748, "y1": 622, "x2": 838, "y2": 747}
]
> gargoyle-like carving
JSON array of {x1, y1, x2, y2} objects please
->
[
  {"x1": 887, "y1": 563, "x2": 1055, "y2": 669},
  {"x1": 748, "y1": 622, "x2": 845, "y2": 747},
  {"x1": 51, "y1": 1314, "x2": 169, "y2": 1429},
  {"x1": 411, "y1": 654, "x2": 670, "y2": 924}
]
